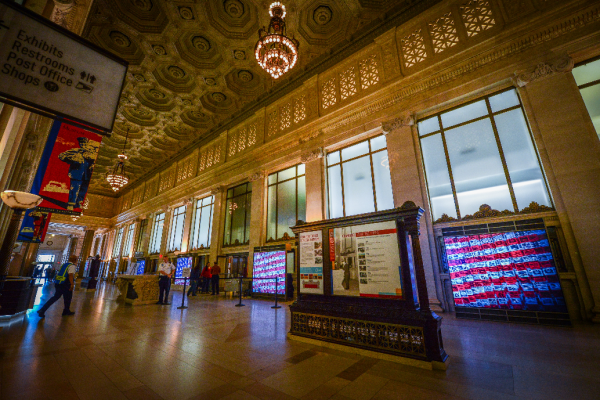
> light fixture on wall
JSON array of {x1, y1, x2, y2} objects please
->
[
  {"x1": 106, "y1": 129, "x2": 130, "y2": 192},
  {"x1": 255, "y1": 2, "x2": 299, "y2": 79}
]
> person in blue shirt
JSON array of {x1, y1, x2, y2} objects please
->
[
  {"x1": 37, "y1": 255, "x2": 78, "y2": 318},
  {"x1": 58, "y1": 137, "x2": 100, "y2": 211}
]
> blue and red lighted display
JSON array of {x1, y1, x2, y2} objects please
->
[
  {"x1": 175, "y1": 257, "x2": 192, "y2": 285},
  {"x1": 252, "y1": 251, "x2": 286, "y2": 295},
  {"x1": 444, "y1": 229, "x2": 566, "y2": 312}
]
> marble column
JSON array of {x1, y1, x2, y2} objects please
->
[
  {"x1": 301, "y1": 148, "x2": 325, "y2": 222},
  {"x1": 77, "y1": 229, "x2": 95, "y2": 278},
  {"x1": 517, "y1": 57, "x2": 600, "y2": 321},
  {"x1": 382, "y1": 116, "x2": 442, "y2": 310},
  {"x1": 247, "y1": 172, "x2": 266, "y2": 277}
]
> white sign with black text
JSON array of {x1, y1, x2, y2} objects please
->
[{"x1": 0, "y1": 1, "x2": 127, "y2": 132}]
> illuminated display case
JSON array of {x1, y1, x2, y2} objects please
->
[
  {"x1": 175, "y1": 257, "x2": 192, "y2": 285},
  {"x1": 253, "y1": 250, "x2": 286, "y2": 295},
  {"x1": 136, "y1": 259, "x2": 146, "y2": 275}
]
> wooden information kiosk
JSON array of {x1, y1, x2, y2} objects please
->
[{"x1": 289, "y1": 202, "x2": 448, "y2": 369}]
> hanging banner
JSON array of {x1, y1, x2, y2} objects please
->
[
  {"x1": 0, "y1": 0, "x2": 128, "y2": 132},
  {"x1": 17, "y1": 208, "x2": 51, "y2": 243},
  {"x1": 31, "y1": 119, "x2": 102, "y2": 215}
]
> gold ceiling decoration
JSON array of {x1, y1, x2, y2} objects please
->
[
  {"x1": 82, "y1": 0, "x2": 409, "y2": 196},
  {"x1": 255, "y1": 2, "x2": 299, "y2": 79}
]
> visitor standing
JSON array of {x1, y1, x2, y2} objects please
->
[
  {"x1": 157, "y1": 257, "x2": 175, "y2": 305},
  {"x1": 201, "y1": 262, "x2": 211, "y2": 294},
  {"x1": 210, "y1": 261, "x2": 221, "y2": 295},
  {"x1": 37, "y1": 255, "x2": 77, "y2": 318},
  {"x1": 187, "y1": 264, "x2": 201, "y2": 296}
]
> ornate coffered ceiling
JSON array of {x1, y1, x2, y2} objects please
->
[{"x1": 82, "y1": 0, "x2": 412, "y2": 195}]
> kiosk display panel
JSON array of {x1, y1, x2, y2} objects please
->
[
  {"x1": 444, "y1": 229, "x2": 566, "y2": 312},
  {"x1": 299, "y1": 231, "x2": 324, "y2": 294},
  {"x1": 252, "y1": 251, "x2": 286, "y2": 295},
  {"x1": 175, "y1": 257, "x2": 192, "y2": 285}
]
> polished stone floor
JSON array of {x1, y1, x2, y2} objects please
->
[{"x1": 0, "y1": 283, "x2": 599, "y2": 400}]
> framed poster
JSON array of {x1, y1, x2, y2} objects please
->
[
  {"x1": 299, "y1": 230, "x2": 323, "y2": 294},
  {"x1": 331, "y1": 221, "x2": 403, "y2": 299}
]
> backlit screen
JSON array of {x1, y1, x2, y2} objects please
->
[
  {"x1": 444, "y1": 229, "x2": 567, "y2": 312},
  {"x1": 253, "y1": 251, "x2": 286, "y2": 295},
  {"x1": 175, "y1": 257, "x2": 192, "y2": 285}
]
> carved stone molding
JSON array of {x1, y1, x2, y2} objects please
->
[
  {"x1": 248, "y1": 171, "x2": 264, "y2": 182},
  {"x1": 301, "y1": 147, "x2": 324, "y2": 163},
  {"x1": 515, "y1": 55, "x2": 574, "y2": 87},
  {"x1": 382, "y1": 115, "x2": 415, "y2": 134},
  {"x1": 210, "y1": 186, "x2": 223, "y2": 196}
]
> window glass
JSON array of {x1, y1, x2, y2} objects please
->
[
  {"x1": 489, "y1": 90, "x2": 520, "y2": 113},
  {"x1": 573, "y1": 59, "x2": 600, "y2": 138},
  {"x1": 112, "y1": 227, "x2": 124, "y2": 257},
  {"x1": 149, "y1": 213, "x2": 165, "y2": 254},
  {"x1": 266, "y1": 164, "x2": 306, "y2": 241},
  {"x1": 327, "y1": 151, "x2": 340, "y2": 165},
  {"x1": 341, "y1": 141, "x2": 369, "y2": 161},
  {"x1": 168, "y1": 206, "x2": 186, "y2": 252},
  {"x1": 494, "y1": 110, "x2": 551, "y2": 209},
  {"x1": 135, "y1": 219, "x2": 148, "y2": 253},
  {"x1": 418, "y1": 116, "x2": 440, "y2": 136},
  {"x1": 420, "y1": 135, "x2": 456, "y2": 219},
  {"x1": 445, "y1": 118, "x2": 513, "y2": 215},
  {"x1": 342, "y1": 156, "x2": 376, "y2": 216},
  {"x1": 579, "y1": 83, "x2": 600, "y2": 136},
  {"x1": 191, "y1": 196, "x2": 214, "y2": 250},
  {"x1": 418, "y1": 89, "x2": 551, "y2": 221},
  {"x1": 441, "y1": 100, "x2": 487, "y2": 128},
  {"x1": 327, "y1": 135, "x2": 393, "y2": 218},
  {"x1": 223, "y1": 184, "x2": 252, "y2": 246},
  {"x1": 572, "y1": 58, "x2": 600, "y2": 86},
  {"x1": 123, "y1": 224, "x2": 135, "y2": 257}
]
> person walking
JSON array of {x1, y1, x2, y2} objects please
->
[
  {"x1": 201, "y1": 262, "x2": 211, "y2": 294},
  {"x1": 187, "y1": 264, "x2": 201, "y2": 296},
  {"x1": 157, "y1": 257, "x2": 175, "y2": 305},
  {"x1": 210, "y1": 261, "x2": 221, "y2": 295},
  {"x1": 37, "y1": 255, "x2": 77, "y2": 318}
]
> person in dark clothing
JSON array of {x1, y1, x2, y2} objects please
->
[
  {"x1": 37, "y1": 255, "x2": 77, "y2": 318},
  {"x1": 201, "y1": 263, "x2": 211, "y2": 294},
  {"x1": 187, "y1": 265, "x2": 201, "y2": 296},
  {"x1": 210, "y1": 261, "x2": 221, "y2": 295}
]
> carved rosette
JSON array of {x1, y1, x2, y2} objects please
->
[
  {"x1": 515, "y1": 56, "x2": 574, "y2": 87},
  {"x1": 248, "y1": 171, "x2": 264, "y2": 182},
  {"x1": 382, "y1": 115, "x2": 414, "y2": 134},
  {"x1": 301, "y1": 147, "x2": 324, "y2": 163},
  {"x1": 51, "y1": 0, "x2": 75, "y2": 28}
]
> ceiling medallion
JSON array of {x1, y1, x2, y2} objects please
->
[
  {"x1": 255, "y1": 2, "x2": 299, "y2": 79},
  {"x1": 106, "y1": 129, "x2": 131, "y2": 192},
  {"x1": 224, "y1": 0, "x2": 244, "y2": 18},
  {"x1": 211, "y1": 92, "x2": 226, "y2": 102}
]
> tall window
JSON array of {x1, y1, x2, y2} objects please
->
[
  {"x1": 112, "y1": 227, "x2": 124, "y2": 258},
  {"x1": 135, "y1": 219, "x2": 148, "y2": 253},
  {"x1": 122, "y1": 223, "x2": 135, "y2": 258},
  {"x1": 572, "y1": 58, "x2": 600, "y2": 139},
  {"x1": 168, "y1": 205, "x2": 187, "y2": 252},
  {"x1": 267, "y1": 164, "x2": 306, "y2": 241},
  {"x1": 223, "y1": 182, "x2": 252, "y2": 246},
  {"x1": 149, "y1": 212, "x2": 165, "y2": 254},
  {"x1": 190, "y1": 195, "x2": 214, "y2": 250},
  {"x1": 418, "y1": 88, "x2": 551, "y2": 221},
  {"x1": 327, "y1": 136, "x2": 394, "y2": 218}
]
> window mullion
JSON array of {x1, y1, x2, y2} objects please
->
[
  {"x1": 485, "y1": 99, "x2": 519, "y2": 212},
  {"x1": 339, "y1": 160, "x2": 346, "y2": 217}
]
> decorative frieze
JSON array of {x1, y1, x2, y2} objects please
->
[
  {"x1": 301, "y1": 148, "x2": 324, "y2": 164},
  {"x1": 515, "y1": 55, "x2": 574, "y2": 87},
  {"x1": 248, "y1": 171, "x2": 264, "y2": 182},
  {"x1": 382, "y1": 115, "x2": 414, "y2": 134}
]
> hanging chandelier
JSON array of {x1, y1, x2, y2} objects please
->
[
  {"x1": 255, "y1": 2, "x2": 299, "y2": 79},
  {"x1": 105, "y1": 129, "x2": 130, "y2": 192}
]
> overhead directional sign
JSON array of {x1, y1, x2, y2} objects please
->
[{"x1": 0, "y1": 0, "x2": 128, "y2": 133}]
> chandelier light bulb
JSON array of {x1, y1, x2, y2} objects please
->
[{"x1": 255, "y1": 2, "x2": 298, "y2": 79}]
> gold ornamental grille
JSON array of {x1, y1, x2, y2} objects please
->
[{"x1": 291, "y1": 312, "x2": 425, "y2": 357}]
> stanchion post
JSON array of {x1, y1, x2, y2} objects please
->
[
  {"x1": 178, "y1": 277, "x2": 188, "y2": 309},
  {"x1": 235, "y1": 277, "x2": 245, "y2": 307},
  {"x1": 272, "y1": 276, "x2": 281, "y2": 309}
]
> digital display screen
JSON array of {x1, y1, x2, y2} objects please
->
[
  {"x1": 136, "y1": 260, "x2": 145, "y2": 275},
  {"x1": 37, "y1": 254, "x2": 55, "y2": 262},
  {"x1": 175, "y1": 257, "x2": 192, "y2": 285},
  {"x1": 253, "y1": 251, "x2": 286, "y2": 295},
  {"x1": 444, "y1": 229, "x2": 566, "y2": 312}
]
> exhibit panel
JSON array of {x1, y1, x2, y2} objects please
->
[
  {"x1": 252, "y1": 249, "x2": 286, "y2": 296},
  {"x1": 290, "y1": 204, "x2": 447, "y2": 367}
]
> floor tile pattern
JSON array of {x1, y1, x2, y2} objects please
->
[{"x1": 0, "y1": 283, "x2": 599, "y2": 399}]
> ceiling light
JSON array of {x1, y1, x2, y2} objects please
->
[
  {"x1": 255, "y1": 2, "x2": 299, "y2": 80},
  {"x1": 106, "y1": 129, "x2": 131, "y2": 192}
]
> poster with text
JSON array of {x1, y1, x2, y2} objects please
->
[
  {"x1": 32, "y1": 120, "x2": 102, "y2": 215},
  {"x1": 332, "y1": 221, "x2": 403, "y2": 299},
  {"x1": 299, "y1": 231, "x2": 324, "y2": 294}
]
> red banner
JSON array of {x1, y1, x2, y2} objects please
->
[
  {"x1": 35, "y1": 120, "x2": 102, "y2": 215},
  {"x1": 329, "y1": 228, "x2": 335, "y2": 262}
]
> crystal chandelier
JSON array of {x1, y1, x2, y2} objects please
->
[
  {"x1": 105, "y1": 129, "x2": 130, "y2": 192},
  {"x1": 255, "y1": 2, "x2": 299, "y2": 79}
]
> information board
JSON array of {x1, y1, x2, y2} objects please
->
[
  {"x1": 299, "y1": 231, "x2": 323, "y2": 294},
  {"x1": 253, "y1": 251, "x2": 286, "y2": 295},
  {"x1": 444, "y1": 229, "x2": 566, "y2": 312},
  {"x1": 0, "y1": 0, "x2": 127, "y2": 132},
  {"x1": 331, "y1": 221, "x2": 403, "y2": 299}
]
